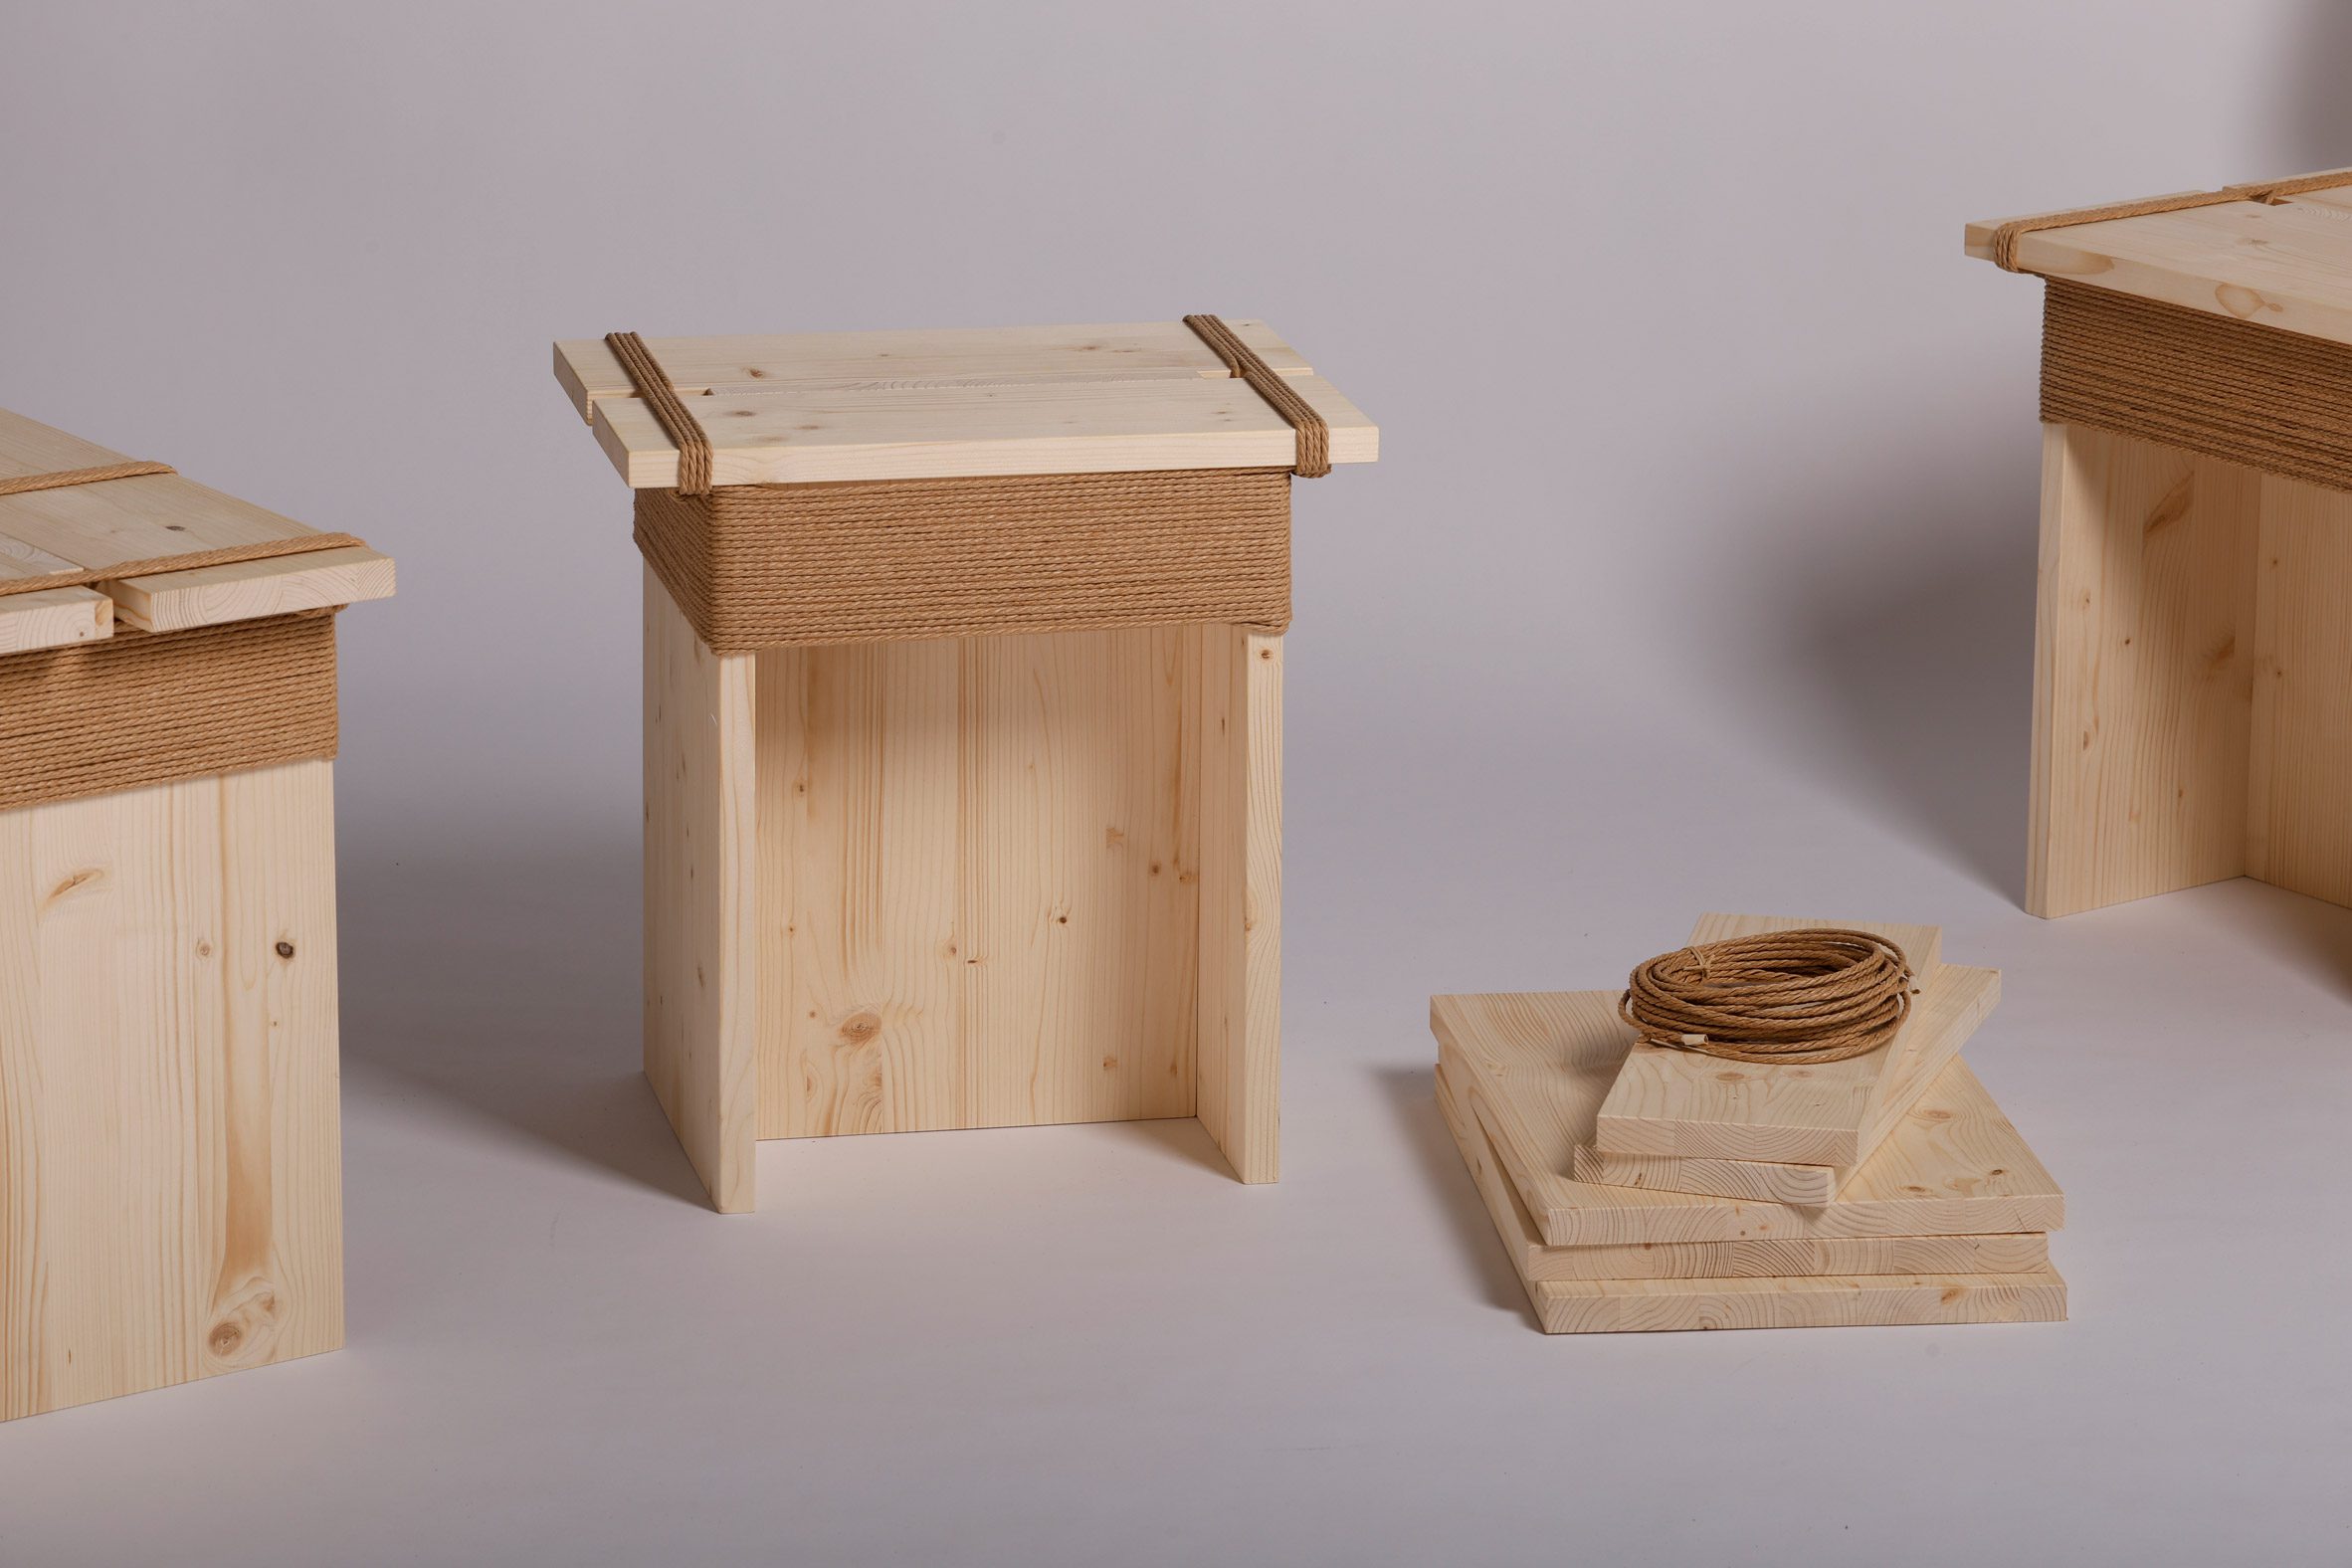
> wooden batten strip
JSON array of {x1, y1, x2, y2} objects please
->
[{"x1": 104, "y1": 546, "x2": 396, "y2": 633}]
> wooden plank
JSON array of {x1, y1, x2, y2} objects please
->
[
  {"x1": 1590, "y1": 914, "x2": 1952, "y2": 1167},
  {"x1": 1196, "y1": 627, "x2": 1281, "y2": 1183},
  {"x1": 0, "y1": 586, "x2": 111, "y2": 654},
  {"x1": 1527, "y1": 1268, "x2": 2065, "y2": 1335},
  {"x1": 753, "y1": 625, "x2": 1199, "y2": 1140},
  {"x1": 1967, "y1": 191, "x2": 2352, "y2": 348},
  {"x1": 1572, "y1": 962, "x2": 1997, "y2": 1198},
  {"x1": 1436, "y1": 1063, "x2": 2050, "y2": 1283},
  {"x1": 0, "y1": 409, "x2": 328, "y2": 576},
  {"x1": 2246, "y1": 471, "x2": 2352, "y2": 905},
  {"x1": 556, "y1": 318, "x2": 1314, "y2": 421},
  {"x1": 2028, "y1": 423, "x2": 2260, "y2": 917},
  {"x1": 643, "y1": 570, "x2": 759, "y2": 1213},
  {"x1": 104, "y1": 546, "x2": 394, "y2": 633},
  {"x1": 1, "y1": 759, "x2": 344, "y2": 1421},
  {"x1": 590, "y1": 373, "x2": 1377, "y2": 489},
  {"x1": 1431, "y1": 991, "x2": 2063, "y2": 1249}
]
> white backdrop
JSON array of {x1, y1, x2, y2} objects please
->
[{"x1": 4, "y1": 4, "x2": 2349, "y2": 1563}]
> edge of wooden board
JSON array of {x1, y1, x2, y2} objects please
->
[{"x1": 0, "y1": 586, "x2": 113, "y2": 653}]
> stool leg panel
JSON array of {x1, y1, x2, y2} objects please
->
[
  {"x1": 1197, "y1": 627, "x2": 1281, "y2": 1182},
  {"x1": 0, "y1": 759, "x2": 343, "y2": 1421},
  {"x1": 2245, "y1": 472, "x2": 2352, "y2": 907},
  {"x1": 2028, "y1": 423, "x2": 2259, "y2": 917},
  {"x1": 644, "y1": 571, "x2": 760, "y2": 1213}
]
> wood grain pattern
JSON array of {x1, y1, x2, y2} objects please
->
[
  {"x1": 105, "y1": 546, "x2": 394, "y2": 633},
  {"x1": 1, "y1": 759, "x2": 344, "y2": 1420},
  {"x1": 1966, "y1": 189, "x2": 2352, "y2": 348},
  {"x1": 2028, "y1": 423, "x2": 2261, "y2": 917},
  {"x1": 0, "y1": 586, "x2": 110, "y2": 653},
  {"x1": 1431, "y1": 991, "x2": 2063, "y2": 1248},
  {"x1": 1196, "y1": 628, "x2": 1282, "y2": 1182},
  {"x1": 1528, "y1": 1268, "x2": 2065, "y2": 1335},
  {"x1": 753, "y1": 625, "x2": 1200, "y2": 1141},
  {"x1": 2245, "y1": 471, "x2": 2352, "y2": 905},
  {"x1": 1575, "y1": 962, "x2": 1998, "y2": 1199},
  {"x1": 593, "y1": 373, "x2": 1376, "y2": 489},
  {"x1": 1591, "y1": 915, "x2": 1958, "y2": 1167},
  {"x1": 1437, "y1": 1063, "x2": 2049, "y2": 1283},
  {"x1": 557, "y1": 318, "x2": 1314, "y2": 421},
  {"x1": 644, "y1": 571, "x2": 759, "y2": 1213}
]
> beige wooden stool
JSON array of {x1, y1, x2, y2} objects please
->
[
  {"x1": 554, "y1": 319, "x2": 1376, "y2": 1212},
  {"x1": 1973, "y1": 169, "x2": 2352, "y2": 917},
  {"x1": 0, "y1": 408, "x2": 394, "y2": 1421}
]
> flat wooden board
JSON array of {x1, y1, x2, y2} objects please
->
[
  {"x1": 1967, "y1": 173, "x2": 2352, "y2": 348},
  {"x1": 0, "y1": 586, "x2": 111, "y2": 655},
  {"x1": 1580, "y1": 963, "x2": 2001, "y2": 1200},
  {"x1": 1436, "y1": 1063, "x2": 2050, "y2": 1283},
  {"x1": 1438, "y1": 1064, "x2": 2061, "y2": 1332},
  {"x1": 1592, "y1": 914, "x2": 1953, "y2": 1166},
  {"x1": 1431, "y1": 990, "x2": 2063, "y2": 1248},
  {"x1": 0, "y1": 408, "x2": 393, "y2": 641},
  {"x1": 553, "y1": 318, "x2": 1377, "y2": 488}
]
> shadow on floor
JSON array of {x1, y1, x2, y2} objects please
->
[
  {"x1": 1372, "y1": 1065, "x2": 1528, "y2": 1320},
  {"x1": 336, "y1": 826, "x2": 711, "y2": 1208}
]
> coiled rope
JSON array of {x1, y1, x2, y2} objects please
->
[{"x1": 1619, "y1": 928, "x2": 1915, "y2": 1066}]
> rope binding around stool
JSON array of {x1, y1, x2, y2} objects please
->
[
  {"x1": 1989, "y1": 166, "x2": 2352, "y2": 272},
  {"x1": 1619, "y1": 927, "x2": 1917, "y2": 1066}
]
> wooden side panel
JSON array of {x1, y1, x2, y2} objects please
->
[
  {"x1": 2029, "y1": 423, "x2": 2260, "y2": 917},
  {"x1": 0, "y1": 759, "x2": 343, "y2": 1421},
  {"x1": 644, "y1": 571, "x2": 759, "y2": 1213},
  {"x1": 754, "y1": 626, "x2": 1199, "y2": 1140},
  {"x1": 1197, "y1": 628, "x2": 1282, "y2": 1183},
  {"x1": 2247, "y1": 473, "x2": 2352, "y2": 906}
]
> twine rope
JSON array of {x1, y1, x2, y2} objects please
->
[
  {"x1": 1619, "y1": 928, "x2": 1915, "y2": 1066},
  {"x1": 604, "y1": 330, "x2": 712, "y2": 495},
  {"x1": 0, "y1": 462, "x2": 364, "y2": 600},
  {"x1": 1182, "y1": 314, "x2": 1330, "y2": 477},
  {"x1": 1991, "y1": 168, "x2": 2352, "y2": 271}
]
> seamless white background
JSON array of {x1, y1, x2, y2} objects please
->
[{"x1": 4, "y1": 3, "x2": 2350, "y2": 1563}]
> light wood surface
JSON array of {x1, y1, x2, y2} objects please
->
[
  {"x1": 592, "y1": 372, "x2": 1377, "y2": 489},
  {"x1": 1196, "y1": 628, "x2": 1282, "y2": 1182},
  {"x1": 1431, "y1": 990, "x2": 2063, "y2": 1248},
  {"x1": 1528, "y1": 1267, "x2": 2065, "y2": 1335},
  {"x1": 105, "y1": 546, "x2": 395, "y2": 633},
  {"x1": 1592, "y1": 914, "x2": 1960, "y2": 1166},
  {"x1": 2245, "y1": 471, "x2": 2352, "y2": 905},
  {"x1": 644, "y1": 571, "x2": 760, "y2": 1213},
  {"x1": 0, "y1": 759, "x2": 345, "y2": 1420},
  {"x1": 1436, "y1": 1064, "x2": 2049, "y2": 1283},
  {"x1": 752, "y1": 624, "x2": 1201, "y2": 1141},
  {"x1": 0, "y1": 586, "x2": 111, "y2": 654},
  {"x1": 1966, "y1": 181, "x2": 2352, "y2": 348},
  {"x1": 557, "y1": 318, "x2": 1315, "y2": 421},
  {"x1": 2028, "y1": 424, "x2": 2260, "y2": 916},
  {"x1": 1575, "y1": 962, "x2": 1998, "y2": 1200}
]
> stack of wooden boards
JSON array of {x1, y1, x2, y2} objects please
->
[{"x1": 1429, "y1": 914, "x2": 2066, "y2": 1333}]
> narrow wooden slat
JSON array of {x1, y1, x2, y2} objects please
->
[
  {"x1": 104, "y1": 546, "x2": 395, "y2": 633},
  {"x1": 0, "y1": 587, "x2": 111, "y2": 654},
  {"x1": 1431, "y1": 990, "x2": 2063, "y2": 1249},
  {"x1": 1436, "y1": 1062, "x2": 2051, "y2": 1283},
  {"x1": 1196, "y1": 627, "x2": 1282, "y2": 1183},
  {"x1": 556, "y1": 318, "x2": 1314, "y2": 421},
  {"x1": 591, "y1": 372, "x2": 1377, "y2": 489}
]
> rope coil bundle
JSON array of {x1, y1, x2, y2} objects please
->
[{"x1": 1619, "y1": 928, "x2": 1916, "y2": 1066}]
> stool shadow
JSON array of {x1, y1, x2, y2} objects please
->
[
  {"x1": 1372, "y1": 1065, "x2": 1530, "y2": 1321},
  {"x1": 336, "y1": 827, "x2": 712, "y2": 1208}
]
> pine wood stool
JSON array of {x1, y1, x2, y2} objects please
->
[
  {"x1": 1973, "y1": 169, "x2": 2352, "y2": 917},
  {"x1": 0, "y1": 408, "x2": 395, "y2": 1421},
  {"x1": 554, "y1": 320, "x2": 1377, "y2": 1212}
]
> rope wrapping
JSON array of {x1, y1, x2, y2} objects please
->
[
  {"x1": 1620, "y1": 928, "x2": 1915, "y2": 1066},
  {"x1": 1990, "y1": 168, "x2": 2352, "y2": 272},
  {"x1": 2041, "y1": 279, "x2": 2352, "y2": 491},
  {"x1": 0, "y1": 611, "x2": 339, "y2": 813}
]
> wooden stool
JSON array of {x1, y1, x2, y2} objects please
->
[
  {"x1": 0, "y1": 409, "x2": 394, "y2": 1421},
  {"x1": 1973, "y1": 170, "x2": 2352, "y2": 917},
  {"x1": 554, "y1": 320, "x2": 1377, "y2": 1212}
]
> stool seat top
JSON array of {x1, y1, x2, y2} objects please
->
[
  {"x1": 0, "y1": 407, "x2": 393, "y2": 655},
  {"x1": 1969, "y1": 170, "x2": 2352, "y2": 348},
  {"x1": 554, "y1": 318, "x2": 1377, "y2": 489}
]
